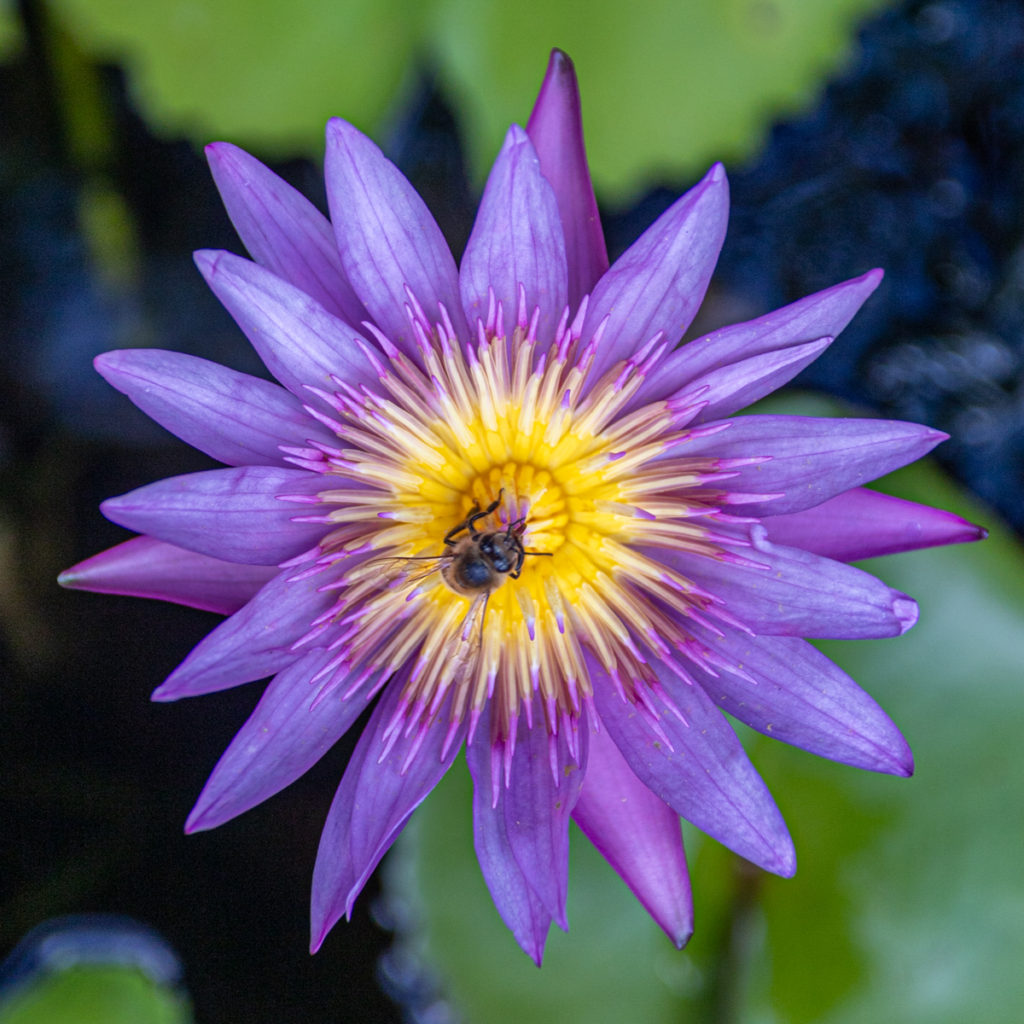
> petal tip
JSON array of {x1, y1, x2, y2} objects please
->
[
  {"x1": 893, "y1": 595, "x2": 919, "y2": 634},
  {"x1": 523, "y1": 938, "x2": 546, "y2": 967},
  {"x1": 506, "y1": 122, "x2": 530, "y2": 147},
  {"x1": 98, "y1": 495, "x2": 124, "y2": 523},
  {"x1": 57, "y1": 564, "x2": 82, "y2": 589},
  {"x1": 770, "y1": 843, "x2": 797, "y2": 879},
  {"x1": 150, "y1": 682, "x2": 181, "y2": 703},
  {"x1": 192, "y1": 248, "x2": 222, "y2": 276},
  {"x1": 873, "y1": 733, "x2": 915, "y2": 777},
  {"x1": 183, "y1": 807, "x2": 210, "y2": 834},
  {"x1": 92, "y1": 350, "x2": 117, "y2": 375},
  {"x1": 706, "y1": 161, "x2": 727, "y2": 184},
  {"x1": 548, "y1": 47, "x2": 572, "y2": 71},
  {"x1": 325, "y1": 117, "x2": 356, "y2": 148},
  {"x1": 204, "y1": 140, "x2": 233, "y2": 164}
]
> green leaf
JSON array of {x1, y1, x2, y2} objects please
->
[
  {"x1": 429, "y1": 0, "x2": 890, "y2": 197},
  {"x1": 395, "y1": 765, "x2": 699, "y2": 1024},
  {"x1": 50, "y1": 0, "x2": 887, "y2": 197},
  {"x1": 0, "y1": 967, "x2": 191, "y2": 1024},
  {"x1": 0, "y1": 0, "x2": 22, "y2": 62},
  {"x1": 50, "y1": 0, "x2": 430, "y2": 154}
]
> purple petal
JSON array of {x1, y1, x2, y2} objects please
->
[
  {"x1": 573, "y1": 718, "x2": 693, "y2": 946},
  {"x1": 466, "y1": 706, "x2": 553, "y2": 964},
  {"x1": 677, "y1": 414, "x2": 947, "y2": 515},
  {"x1": 186, "y1": 648, "x2": 371, "y2": 832},
  {"x1": 101, "y1": 466, "x2": 330, "y2": 565},
  {"x1": 682, "y1": 624, "x2": 913, "y2": 775},
  {"x1": 658, "y1": 530, "x2": 919, "y2": 639},
  {"x1": 631, "y1": 269, "x2": 884, "y2": 410},
  {"x1": 194, "y1": 249, "x2": 379, "y2": 404},
  {"x1": 490, "y1": 704, "x2": 587, "y2": 928},
  {"x1": 526, "y1": 49, "x2": 608, "y2": 307},
  {"x1": 668, "y1": 337, "x2": 833, "y2": 425},
  {"x1": 460, "y1": 125, "x2": 568, "y2": 348},
  {"x1": 582, "y1": 164, "x2": 728, "y2": 384},
  {"x1": 95, "y1": 349, "x2": 335, "y2": 467},
  {"x1": 153, "y1": 564, "x2": 338, "y2": 701},
  {"x1": 761, "y1": 487, "x2": 987, "y2": 561},
  {"x1": 324, "y1": 119, "x2": 466, "y2": 354},
  {"x1": 591, "y1": 657, "x2": 795, "y2": 876},
  {"x1": 206, "y1": 142, "x2": 369, "y2": 326},
  {"x1": 58, "y1": 536, "x2": 275, "y2": 615},
  {"x1": 310, "y1": 680, "x2": 465, "y2": 953}
]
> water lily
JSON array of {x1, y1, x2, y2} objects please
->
[{"x1": 60, "y1": 50, "x2": 984, "y2": 963}]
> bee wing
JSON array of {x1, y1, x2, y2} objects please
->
[
  {"x1": 354, "y1": 554, "x2": 448, "y2": 591},
  {"x1": 447, "y1": 590, "x2": 490, "y2": 673}
]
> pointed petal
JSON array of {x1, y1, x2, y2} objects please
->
[
  {"x1": 683, "y1": 624, "x2": 913, "y2": 775},
  {"x1": 526, "y1": 49, "x2": 608, "y2": 307},
  {"x1": 591, "y1": 657, "x2": 795, "y2": 876},
  {"x1": 632, "y1": 269, "x2": 884, "y2": 409},
  {"x1": 677, "y1": 415, "x2": 947, "y2": 515},
  {"x1": 466, "y1": 707, "x2": 553, "y2": 964},
  {"x1": 670, "y1": 336, "x2": 833, "y2": 425},
  {"x1": 658, "y1": 530, "x2": 919, "y2": 639},
  {"x1": 460, "y1": 124, "x2": 568, "y2": 347},
  {"x1": 582, "y1": 164, "x2": 728, "y2": 383},
  {"x1": 95, "y1": 349, "x2": 335, "y2": 467},
  {"x1": 500, "y1": 705, "x2": 587, "y2": 928},
  {"x1": 186, "y1": 649, "x2": 372, "y2": 832},
  {"x1": 573, "y1": 718, "x2": 693, "y2": 946},
  {"x1": 194, "y1": 249, "x2": 379, "y2": 404},
  {"x1": 761, "y1": 487, "x2": 987, "y2": 561},
  {"x1": 310, "y1": 681, "x2": 465, "y2": 952},
  {"x1": 206, "y1": 141, "x2": 369, "y2": 326},
  {"x1": 324, "y1": 119, "x2": 466, "y2": 353},
  {"x1": 58, "y1": 536, "x2": 275, "y2": 615},
  {"x1": 153, "y1": 565, "x2": 338, "y2": 700},
  {"x1": 101, "y1": 466, "x2": 330, "y2": 565}
]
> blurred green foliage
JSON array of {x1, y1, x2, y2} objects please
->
[
  {"x1": 401, "y1": 403, "x2": 1019, "y2": 1024},
  {"x1": 0, "y1": 967, "x2": 191, "y2": 1024},
  {"x1": 0, "y1": 0, "x2": 21, "y2": 60},
  {"x1": 47, "y1": 0, "x2": 886, "y2": 198}
]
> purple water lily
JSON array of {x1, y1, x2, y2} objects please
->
[{"x1": 60, "y1": 50, "x2": 984, "y2": 962}]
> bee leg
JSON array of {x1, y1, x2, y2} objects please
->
[
  {"x1": 466, "y1": 489, "x2": 504, "y2": 537},
  {"x1": 443, "y1": 516, "x2": 471, "y2": 545},
  {"x1": 509, "y1": 547, "x2": 525, "y2": 579}
]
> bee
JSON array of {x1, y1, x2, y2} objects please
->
[
  {"x1": 369, "y1": 491, "x2": 549, "y2": 647},
  {"x1": 439, "y1": 493, "x2": 540, "y2": 597}
]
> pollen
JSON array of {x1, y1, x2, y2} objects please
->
[{"x1": 281, "y1": 287, "x2": 745, "y2": 765}]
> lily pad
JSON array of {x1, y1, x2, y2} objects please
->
[
  {"x1": 49, "y1": 0, "x2": 887, "y2": 196},
  {"x1": 0, "y1": 967, "x2": 191, "y2": 1024}
]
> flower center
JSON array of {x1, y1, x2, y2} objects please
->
[{"x1": 285, "y1": 293, "x2": 743, "y2": 756}]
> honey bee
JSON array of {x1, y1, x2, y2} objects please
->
[
  {"x1": 360, "y1": 491, "x2": 548, "y2": 675},
  {"x1": 373, "y1": 491, "x2": 549, "y2": 651},
  {"x1": 439, "y1": 493, "x2": 541, "y2": 597}
]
